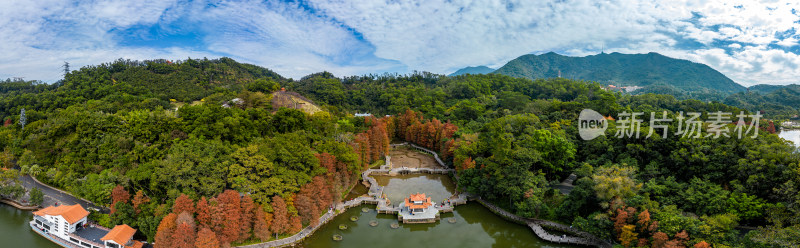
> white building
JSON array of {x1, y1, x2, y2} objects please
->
[
  {"x1": 101, "y1": 224, "x2": 140, "y2": 248},
  {"x1": 32, "y1": 204, "x2": 88, "y2": 241},
  {"x1": 31, "y1": 204, "x2": 143, "y2": 248}
]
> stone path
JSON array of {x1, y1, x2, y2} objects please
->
[
  {"x1": 475, "y1": 198, "x2": 612, "y2": 248},
  {"x1": 238, "y1": 144, "x2": 611, "y2": 248},
  {"x1": 552, "y1": 173, "x2": 577, "y2": 195}
]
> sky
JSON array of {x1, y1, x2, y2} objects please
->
[{"x1": 1, "y1": 0, "x2": 799, "y2": 86}]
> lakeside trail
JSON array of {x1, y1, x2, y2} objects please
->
[
  {"x1": 15, "y1": 175, "x2": 106, "y2": 212},
  {"x1": 239, "y1": 143, "x2": 612, "y2": 248}
]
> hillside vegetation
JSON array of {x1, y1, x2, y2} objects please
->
[
  {"x1": 494, "y1": 52, "x2": 745, "y2": 94},
  {"x1": 0, "y1": 58, "x2": 797, "y2": 247}
]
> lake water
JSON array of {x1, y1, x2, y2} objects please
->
[
  {"x1": 1, "y1": 166, "x2": 577, "y2": 248},
  {"x1": 778, "y1": 129, "x2": 800, "y2": 147},
  {"x1": 373, "y1": 174, "x2": 457, "y2": 205},
  {"x1": 0, "y1": 204, "x2": 61, "y2": 248},
  {"x1": 300, "y1": 174, "x2": 578, "y2": 248}
]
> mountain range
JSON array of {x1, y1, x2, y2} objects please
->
[
  {"x1": 451, "y1": 52, "x2": 800, "y2": 119},
  {"x1": 490, "y1": 52, "x2": 746, "y2": 94},
  {"x1": 448, "y1": 66, "x2": 495, "y2": 76}
]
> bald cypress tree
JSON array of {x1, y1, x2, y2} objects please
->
[{"x1": 269, "y1": 195, "x2": 290, "y2": 238}]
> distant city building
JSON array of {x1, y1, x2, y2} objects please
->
[
  {"x1": 782, "y1": 121, "x2": 800, "y2": 129},
  {"x1": 354, "y1": 113, "x2": 372, "y2": 117},
  {"x1": 605, "y1": 84, "x2": 642, "y2": 93}
]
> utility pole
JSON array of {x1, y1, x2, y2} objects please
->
[
  {"x1": 63, "y1": 61, "x2": 70, "y2": 78},
  {"x1": 19, "y1": 108, "x2": 26, "y2": 130}
]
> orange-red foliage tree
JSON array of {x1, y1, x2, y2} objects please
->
[
  {"x1": 638, "y1": 238, "x2": 649, "y2": 247},
  {"x1": 253, "y1": 204, "x2": 271, "y2": 241},
  {"x1": 172, "y1": 212, "x2": 196, "y2": 248},
  {"x1": 353, "y1": 133, "x2": 371, "y2": 168},
  {"x1": 637, "y1": 209, "x2": 654, "y2": 233},
  {"x1": 289, "y1": 215, "x2": 302, "y2": 233},
  {"x1": 173, "y1": 194, "x2": 194, "y2": 215},
  {"x1": 269, "y1": 195, "x2": 290, "y2": 237},
  {"x1": 441, "y1": 139, "x2": 456, "y2": 160},
  {"x1": 693, "y1": 241, "x2": 710, "y2": 248},
  {"x1": 110, "y1": 185, "x2": 130, "y2": 214},
  {"x1": 195, "y1": 227, "x2": 221, "y2": 248},
  {"x1": 196, "y1": 197, "x2": 212, "y2": 230},
  {"x1": 154, "y1": 213, "x2": 177, "y2": 248},
  {"x1": 673, "y1": 230, "x2": 689, "y2": 247},
  {"x1": 294, "y1": 193, "x2": 315, "y2": 226},
  {"x1": 239, "y1": 195, "x2": 256, "y2": 242},
  {"x1": 652, "y1": 232, "x2": 669, "y2": 248},
  {"x1": 464, "y1": 157, "x2": 476, "y2": 171},
  {"x1": 132, "y1": 190, "x2": 149, "y2": 214},
  {"x1": 215, "y1": 190, "x2": 242, "y2": 244}
]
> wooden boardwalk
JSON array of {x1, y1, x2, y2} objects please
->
[{"x1": 238, "y1": 145, "x2": 612, "y2": 248}]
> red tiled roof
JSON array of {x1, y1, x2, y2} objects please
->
[
  {"x1": 409, "y1": 193, "x2": 427, "y2": 202},
  {"x1": 33, "y1": 204, "x2": 89, "y2": 224},
  {"x1": 127, "y1": 240, "x2": 144, "y2": 248},
  {"x1": 101, "y1": 224, "x2": 137, "y2": 246},
  {"x1": 405, "y1": 193, "x2": 433, "y2": 209}
]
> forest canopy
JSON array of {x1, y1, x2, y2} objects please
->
[{"x1": 0, "y1": 58, "x2": 797, "y2": 247}]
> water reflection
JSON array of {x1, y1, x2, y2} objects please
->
[
  {"x1": 0, "y1": 204, "x2": 61, "y2": 248},
  {"x1": 778, "y1": 129, "x2": 800, "y2": 148},
  {"x1": 373, "y1": 174, "x2": 456, "y2": 205},
  {"x1": 301, "y1": 174, "x2": 579, "y2": 248}
]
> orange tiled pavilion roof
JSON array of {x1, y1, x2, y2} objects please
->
[{"x1": 33, "y1": 204, "x2": 89, "y2": 224}]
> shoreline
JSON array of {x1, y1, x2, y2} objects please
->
[
  {"x1": 238, "y1": 143, "x2": 611, "y2": 248},
  {"x1": 0, "y1": 198, "x2": 40, "y2": 211}
]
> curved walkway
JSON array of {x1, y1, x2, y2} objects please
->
[
  {"x1": 475, "y1": 198, "x2": 612, "y2": 248},
  {"x1": 240, "y1": 144, "x2": 611, "y2": 248},
  {"x1": 0, "y1": 198, "x2": 40, "y2": 210},
  {"x1": 17, "y1": 175, "x2": 106, "y2": 212},
  {"x1": 391, "y1": 142, "x2": 446, "y2": 167}
]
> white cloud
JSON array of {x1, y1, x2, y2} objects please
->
[
  {"x1": 0, "y1": 0, "x2": 799, "y2": 85},
  {"x1": 307, "y1": 0, "x2": 800, "y2": 84},
  {"x1": 196, "y1": 0, "x2": 403, "y2": 78},
  {"x1": 685, "y1": 46, "x2": 800, "y2": 86},
  {"x1": 0, "y1": 0, "x2": 197, "y2": 81}
]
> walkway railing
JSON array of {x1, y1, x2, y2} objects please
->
[
  {"x1": 391, "y1": 142, "x2": 447, "y2": 167},
  {"x1": 475, "y1": 198, "x2": 612, "y2": 248},
  {"x1": 238, "y1": 145, "x2": 611, "y2": 248}
]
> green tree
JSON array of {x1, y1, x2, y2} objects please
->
[
  {"x1": 592, "y1": 164, "x2": 641, "y2": 206},
  {"x1": 29, "y1": 187, "x2": 43, "y2": 206},
  {"x1": 246, "y1": 78, "x2": 279, "y2": 93},
  {"x1": 681, "y1": 178, "x2": 729, "y2": 216},
  {"x1": 726, "y1": 192, "x2": 766, "y2": 222}
]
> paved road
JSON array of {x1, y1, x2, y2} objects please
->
[
  {"x1": 552, "y1": 173, "x2": 577, "y2": 195},
  {"x1": 17, "y1": 175, "x2": 106, "y2": 212}
]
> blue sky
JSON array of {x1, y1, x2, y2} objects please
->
[{"x1": 1, "y1": 0, "x2": 799, "y2": 86}]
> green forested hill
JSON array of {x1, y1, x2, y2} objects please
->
[
  {"x1": 724, "y1": 84, "x2": 800, "y2": 119},
  {"x1": 494, "y1": 52, "x2": 746, "y2": 94},
  {"x1": 0, "y1": 58, "x2": 798, "y2": 247},
  {"x1": 746, "y1": 84, "x2": 792, "y2": 94},
  {"x1": 0, "y1": 57, "x2": 283, "y2": 123},
  {"x1": 449, "y1": 66, "x2": 495, "y2": 76}
]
